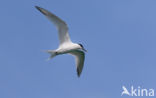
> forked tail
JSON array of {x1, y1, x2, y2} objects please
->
[{"x1": 45, "y1": 50, "x2": 57, "y2": 60}]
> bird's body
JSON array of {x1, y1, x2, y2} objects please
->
[
  {"x1": 57, "y1": 43, "x2": 80, "y2": 54},
  {"x1": 35, "y1": 6, "x2": 87, "y2": 77},
  {"x1": 47, "y1": 43, "x2": 81, "y2": 58}
]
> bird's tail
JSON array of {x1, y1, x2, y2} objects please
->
[{"x1": 44, "y1": 50, "x2": 57, "y2": 61}]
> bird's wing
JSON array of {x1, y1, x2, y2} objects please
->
[
  {"x1": 69, "y1": 50, "x2": 85, "y2": 77},
  {"x1": 35, "y1": 6, "x2": 72, "y2": 45}
]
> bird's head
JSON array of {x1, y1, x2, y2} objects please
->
[{"x1": 78, "y1": 43, "x2": 87, "y2": 52}]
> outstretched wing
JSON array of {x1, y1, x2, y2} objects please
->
[
  {"x1": 35, "y1": 6, "x2": 72, "y2": 45},
  {"x1": 69, "y1": 50, "x2": 85, "y2": 77}
]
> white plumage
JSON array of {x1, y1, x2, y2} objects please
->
[{"x1": 35, "y1": 6, "x2": 87, "y2": 77}]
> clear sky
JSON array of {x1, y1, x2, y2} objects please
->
[{"x1": 0, "y1": 0, "x2": 156, "y2": 98}]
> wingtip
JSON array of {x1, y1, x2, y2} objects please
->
[
  {"x1": 77, "y1": 68, "x2": 81, "y2": 77},
  {"x1": 35, "y1": 6, "x2": 39, "y2": 9},
  {"x1": 35, "y1": 6, "x2": 42, "y2": 11},
  {"x1": 35, "y1": 6, "x2": 48, "y2": 16}
]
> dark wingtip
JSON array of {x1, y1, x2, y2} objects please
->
[
  {"x1": 35, "y1": 6, "x2": 47, "y2": 15},
  {"x1": 35, "y1": 6, "x2": 42, "y2": 11},
  {"x1": 77, "y1": 68, "x2": 80, "y2": 77},
  {"x1": 35, "y1": 6, "x2": 40, "y2": 10}
]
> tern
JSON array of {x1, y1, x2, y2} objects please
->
[{"x1": 35, "y1": 6, "x2": 87, "y2": 77}]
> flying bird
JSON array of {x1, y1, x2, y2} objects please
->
[{"x1": 35, "y1": 6, "x2": 87, "y2": 77}]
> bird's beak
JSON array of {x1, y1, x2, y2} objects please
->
[{"x1": 82, "y1": 48, "x2": 87, "y2": 52}]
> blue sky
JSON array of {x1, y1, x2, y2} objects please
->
[{"x1": 0, "y1": 0, "x2": 156, "y2": 98}]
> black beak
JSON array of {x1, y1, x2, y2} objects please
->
[{"x1": 82, "y1": 48, "x2": 87, "y2": 52}]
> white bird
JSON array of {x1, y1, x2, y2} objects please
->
[{"x1": 35, "y1": 6, "x2": 87, "y2": 77}]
